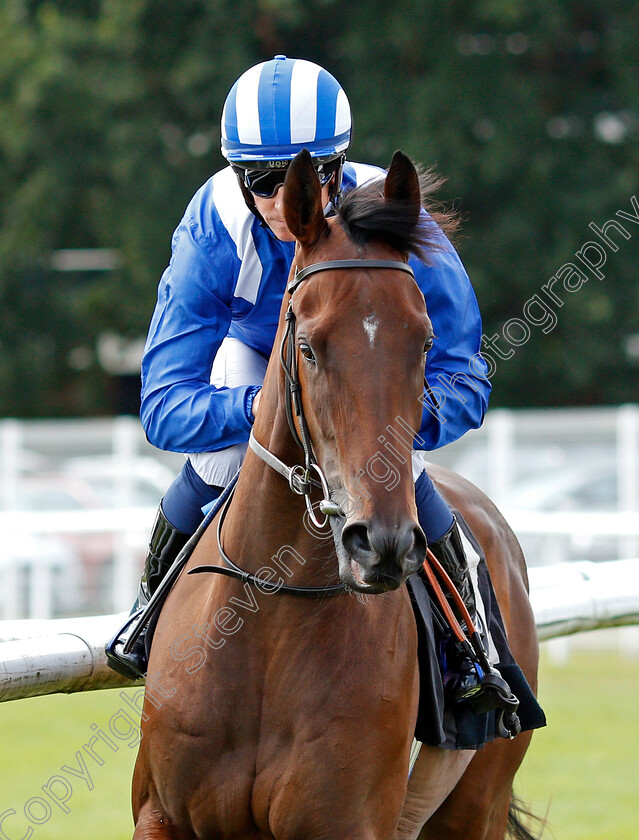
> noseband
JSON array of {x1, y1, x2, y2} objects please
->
[{"x1": 250, "y1": 258, "x2": 416, "y2": 529}]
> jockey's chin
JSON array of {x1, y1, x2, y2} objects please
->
[{"x1": 264, "y1": 219, "x2": 296, "y2": 242}]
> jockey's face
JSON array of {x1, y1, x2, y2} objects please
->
[{"x1": 253, "y1": 180, "x2": 333, "y2": 242}]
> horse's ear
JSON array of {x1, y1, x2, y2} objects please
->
[
  {"x1": 384, "y1": 150, "x2": 421, "y2": 224},
  {"x1": 283, "y1": 149, "x2": 329, "y2": 246}
]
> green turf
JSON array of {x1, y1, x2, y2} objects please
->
[
  {"x1": 0, "y1": 687, "x2": 138, "y2": 839},
  {"x1": 516, "y1": 648, "x2": 639, "y2": 840},
  {"x1": 1, "y1": 649, "x2": 637, "y2": 838}
]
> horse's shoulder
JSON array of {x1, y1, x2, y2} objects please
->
[
  {"x1": 424, "y1": 461, "x2": 528, "y2": 591},
  {"x1": 424, "y1": 460, "x2": 495, "y2": 516}
]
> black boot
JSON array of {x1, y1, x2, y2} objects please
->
[
  {"x1": 428, "y1": 517, "x2": 483, "y2": 702},
  {"x1": 429, "y1": 517, "x2": 476, "y2": 617},
  {"x1": 105, "y1": 506, "x2": 189, "y2": 680}
]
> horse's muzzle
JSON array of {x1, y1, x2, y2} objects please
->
[{"x1": 339, "y1": 518, "x2": 426, "y2": 593}]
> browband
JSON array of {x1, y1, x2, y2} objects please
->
[{"x1": 289, "y1": 259, "x2": 414, "y2": 294}]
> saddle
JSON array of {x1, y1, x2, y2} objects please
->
[{"x1": 407, "y1": 511, "x2": 546, "y2": 750}]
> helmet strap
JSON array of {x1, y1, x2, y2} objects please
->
[{"x1": 328, "y1": 154, "x2": 346, "y2": 207}]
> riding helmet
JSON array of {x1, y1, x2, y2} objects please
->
[{"x1": 221, "y1": 55, "x2": 352, "y2": 166}]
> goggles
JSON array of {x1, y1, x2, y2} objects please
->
[{"x1": 233, "y1": 159, "x2": 338, "y2": 199}]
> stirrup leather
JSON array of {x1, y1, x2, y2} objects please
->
[{"x1": 422, "y1": 523, "x2": 522, "y2": 739}]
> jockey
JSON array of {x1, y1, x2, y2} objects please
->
[{"x1": 106, "y1": 56, "x2": 492, "y2": 696}]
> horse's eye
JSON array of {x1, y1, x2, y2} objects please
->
[
  {"x1": 423, "y1": 337, "x2": 434, "y2": 355},
  {"x1": 299, "y1": 343, "x2": 317, "y2": 365}
]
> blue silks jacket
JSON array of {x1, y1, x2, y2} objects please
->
[{"x1": 140, "y1": 162, "x2": 491, "y2": 454}]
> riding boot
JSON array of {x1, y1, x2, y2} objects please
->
[
  {"x1": 429, "y1": 517, "x2": 476, "y2": 616},
  {"x1": 105, "y1": 506, "x2": 190, "y2": 680},
  {"x1": 428, "y1": 517, "x2": 482, "y2": 702}
]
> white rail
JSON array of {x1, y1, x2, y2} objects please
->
[
  {"x1": 0, "y1": 613, "x2": 133, "y2": 701},
  {"x1": 529, "y1": 559, "x2": 639, "y2": 640},
  {"x1": 2, "y1": 507, "x2": 638, "y2": 621},
  {"x1": 0, "y1": 559, "x2": 638, "y2": 703}
]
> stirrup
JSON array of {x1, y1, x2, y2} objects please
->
[
  {"x1": 442, "y1": 642, "x2": 521, "y2": 738},
  {"x1": 474, "y1": 669, "x2": 522, "y2": 739},
  {"x1": 105, "y1": 608, "x2": 147, "y2": 680},
  {"x1": 433, "y1": 568, "x2": 522, "y2": 738},
  {"x1": 464, "y1": 628, "x2": 522, "y2": 739}
]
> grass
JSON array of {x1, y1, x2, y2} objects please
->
[
  {"x1": 1, "y1": 648, "x2": 637, "y2": 838},
  {"x1": 0, "y1": 687, "x2": 138, "y2": 839},
  {"x1": 516, "y1": 646, "x2": 639, "y2": 840}
]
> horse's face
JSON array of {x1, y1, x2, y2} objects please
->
[{"x1": 283, "y1": 150, "x2": 432, "y2": 593}]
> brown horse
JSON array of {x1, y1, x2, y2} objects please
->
[{"x1": 131, "y1": 150, "x2": 540, "y2": 839}]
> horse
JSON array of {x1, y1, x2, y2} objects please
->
[{"x1": 130, "y1": 149, "x2": 540, "y2": 839}]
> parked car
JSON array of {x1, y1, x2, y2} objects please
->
[
  {"x1": 0, "y1": 456, "x2": 176, "y2": 618},
  {"x1": 451, "y1": 447, "x2": 631, "y2": 512}
]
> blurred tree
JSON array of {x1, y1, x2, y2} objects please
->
[
  {"x1": 329, "y1": 0, "x2": 639, "y2": 407},
  {"x1": 0, "y1": 0, "x2": 637, "y2": 416}
]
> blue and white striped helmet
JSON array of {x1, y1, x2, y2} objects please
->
[{"x1": 221, "y1": 56, "x2": 351, "y2": 165}]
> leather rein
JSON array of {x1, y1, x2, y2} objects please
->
[{"x1": 279, "y1": 259, "x2": 416, "y2": 529}]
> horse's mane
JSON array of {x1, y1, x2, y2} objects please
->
[{"x1": 336, "y1": 167, "x2": 459, "y2": 263}]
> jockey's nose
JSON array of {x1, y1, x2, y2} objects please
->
[
  {"x1": 341, "y1": 518, "x2": 426, "y2": 590},
  {"x1": 273, "y1": 183, "x2": 286, "y2": 207}
]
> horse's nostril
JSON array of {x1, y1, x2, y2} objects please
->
[
  {"x1": 341, "y1": 521, "x2": 371, "y2": 558},
  {"x1": 412, "y1": 525, "x2": 427, "y2": 560}
]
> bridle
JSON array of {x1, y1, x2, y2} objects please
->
[
  {"x1": 189, "y1": 257, "x2": 419, "y2": 598},
  {"x1": 137, "y1": 255, "x2": 521, "y2": 734},
  {"x1": 253, "y1": 258, "x2": 417, "y2": 529}
]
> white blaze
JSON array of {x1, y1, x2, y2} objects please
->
[{"x1": 363, "y1": 314, "x2": 379, "y2": 348}]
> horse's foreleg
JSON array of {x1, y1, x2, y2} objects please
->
[
  {"x1": 395, "y1": 746, "x2": 475, "y2": 840},
  {"x1": 132, "y1": 759, "x2": 190, "y2": 840}
]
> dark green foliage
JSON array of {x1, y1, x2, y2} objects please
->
[{"x1": 0, "y1": 0, "x2": 637, "y2": 416}]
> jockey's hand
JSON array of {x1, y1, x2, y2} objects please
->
[{"x1": 252, "y1": 389, "x2": 262, "y2": 418}]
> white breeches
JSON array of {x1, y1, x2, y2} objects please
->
[
  {"x1": 188, "y1": 336, "x2": 427, "y2": 487},
  {"x1": 187, "y1": 338, "x2": 268, "y2": 487}
]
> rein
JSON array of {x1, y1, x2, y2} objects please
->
[
  {"x1": 189, "y1": 481, "x2": 346, "y2": 597},
  {"x1": 193, "y1": 256, "x2": 492, "y2": 629},
  {"x1": 189, "y1": 255, "x2": 490, "y2": 641}
]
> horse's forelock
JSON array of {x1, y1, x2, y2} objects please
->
[{"x1": 336, "y1": 168, "x2": 458, "y2": 262}]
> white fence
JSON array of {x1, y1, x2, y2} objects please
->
[
  {"x1": 0, "y1": 407, "x2": 638, "y2": 620},
  {"x1": 0, "y1": 416, "x2": 182, "y2": 618},
  {"x1": 0, "y1": 558, "x2": 637, "y2": 703}
]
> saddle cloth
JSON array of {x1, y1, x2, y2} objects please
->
[{"x1": 407, "y1": 511, "x2": 546, "y2": 750}]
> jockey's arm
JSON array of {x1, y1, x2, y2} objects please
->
[
  {"x1": 411, "y1": 242, "x2": 491, "y2": 451},
  {"x1": 140, "y1": 203, "x2": 260, "y2": 454}
]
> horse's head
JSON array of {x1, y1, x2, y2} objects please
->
[{"x1": 281, "y1": 149, "x2": 436, "y2": 594}]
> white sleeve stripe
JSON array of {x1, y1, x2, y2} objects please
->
[
  {"x1": 234, "y1": 241, "x2": 263, "y2": 304},
  {"x1": 350, "y1": 162, "x2": 385, "y2": 186},
  {"x1": 212, "y1": 169, "x2": 264, "y2": 304}
]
